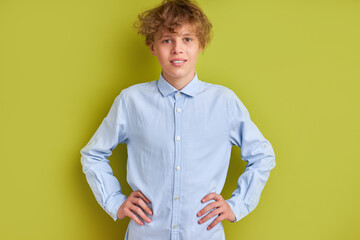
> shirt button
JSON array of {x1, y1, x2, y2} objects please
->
[
  {"x1": 174, "y1": 196, "x2": 179, "y2": 200},
  {"x1": 176, "y1": 108, "x2": 181, "y2": 112},
  {"x1": 176, "y1": 166, "x2": 181, "y2": 171},
  {"x1": 176, "y1": 136, "x2": 181, "y2": 141},
  {"x1": 176, "y1": 92, "x2": 181, "y2": 97},
  {"x1": 173, "y1": 224, "x2": 178, "y2": 229}
]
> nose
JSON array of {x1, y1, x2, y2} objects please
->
[{"x1": 171, "y1": 40, "x2": 183, "y2": 54}]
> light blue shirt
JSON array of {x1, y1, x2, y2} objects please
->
[{"x1": 80, "y1": 72, "x2": 276, "y2": 240}]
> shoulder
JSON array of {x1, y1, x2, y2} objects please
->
[
  {"x1": 115, "y1": 80, "x2": 158, "y2": 100},
  {"x1": 199, "y1": 81, "x2": 248, "y2": 112},
  {"x1": 199, "y1": 81, "x2": 238, "y2": 100}
]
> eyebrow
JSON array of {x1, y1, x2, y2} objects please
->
[{"x1": 160, "y1": 33, "x2": 195, "y2": 38}]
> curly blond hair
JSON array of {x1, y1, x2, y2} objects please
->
[{"x1": 133, "y1": 0, "x2": 213, "y2": 51}]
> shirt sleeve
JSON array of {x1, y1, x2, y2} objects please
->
[
  {"x1": 225, "y1": 90, "x2": 276, "y2": 222},
  {"x1": 80, "y1": 91, "x2": 128, "y2": 221}
]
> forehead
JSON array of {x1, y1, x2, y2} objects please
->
[{"x1": 157, "y1": 23, "x2": 197, "y2": 39}]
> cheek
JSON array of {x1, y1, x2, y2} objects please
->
[
  {"x1": 158, "y1": 56, "x2": 170, "y2": 67},
  {"x1": 189, "y1": 53, "x2": 199, "y2": 61},
  {"x1": 158, "y1": 49, "x2": 169, "y2": 60},
  {"x1": 161, "y1": 54, "x2": 170, "y2": 63}
]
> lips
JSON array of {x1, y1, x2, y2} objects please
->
[
  {"x1": 170, "y1": 58, "x2": 187, "y2": 62},
  {"x1": 170, "y1": 59, "x2": 187, "y2": 66}
]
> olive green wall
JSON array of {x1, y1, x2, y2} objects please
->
[{"x1": 0, "y1": 0, "x2": 359, "y2": 239}]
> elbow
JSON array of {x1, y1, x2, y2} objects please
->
[
  {"x1": 269, "y1": 150, "x2": 276, "y2": 170},
  {"x1": 264, "y1": 151, "x2": 276, "y2": 172}
]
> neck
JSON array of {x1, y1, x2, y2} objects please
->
[{"x1": 162, "y1": 71, "x2": 195, "y2": 91}]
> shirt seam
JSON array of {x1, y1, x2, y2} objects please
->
[{"x1": 120, "y1": 90, "x2": 129, "y2": 144}]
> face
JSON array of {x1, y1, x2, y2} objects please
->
[{"x1": 149, "y1": 23, "x2": 203, "y2": 85}]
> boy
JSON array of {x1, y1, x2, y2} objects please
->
[{"x1": 80, "y1": 0, "x2": 276, "y2": 239}]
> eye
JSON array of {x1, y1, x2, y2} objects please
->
[
  {"x1": 184, "y1": 38, "x2": 192, "y2": 42},
  {"x1": 162, "y1": 39, "x2": 171, "y2": 44}
]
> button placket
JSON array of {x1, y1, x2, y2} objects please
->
[{"x1": 171, "y1": 91, "x2": 183, "y2": 239}]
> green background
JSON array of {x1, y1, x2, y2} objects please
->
[{"x1": 1, "y1": 0, "x2": 359, "y2": 239}]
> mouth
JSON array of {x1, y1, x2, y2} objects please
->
[{"x1": 170, "y1": 59, "x2": 187, "y2": 66}]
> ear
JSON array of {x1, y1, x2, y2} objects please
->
[{"x1": 149, "y1": 41, "x2": 157, "y2": 56}]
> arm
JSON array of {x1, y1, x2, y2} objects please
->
[
  {"x1": 197, "y1": 90, "x2": 276, "y2": 229},
  {"x1": 80, "y1": 91, "x2": 128, "y2": 221},
  {"x1": 225, "y1": 90, "x2": 276, "y2": 222}
]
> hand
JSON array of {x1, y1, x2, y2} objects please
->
[
  {"x1": 197, "y1": 193, "x2": 236, "y2": 230},
  {"x1": 117, "y1": 190, "x2": 153, "y2": 226}
]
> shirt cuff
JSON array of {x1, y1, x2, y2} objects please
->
[
  {"x1": 225, "y1": 197, "x2": 250, "y2": 222},
  {"x1": 104, "y1": 193, "x2": 128, "y2": 221}
]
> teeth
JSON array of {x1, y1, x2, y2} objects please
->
[{"x1": 173, "y1": 60, "x2": 184, "y2": 63}]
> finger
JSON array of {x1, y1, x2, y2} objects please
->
[
  {"x1": 132, "y1": 198, "x2": 153, "y2": 218},
  {"x1": 207, "y1": 214, "x2": 225, "y2": 230},
  {"x1": 201, "y1": 192, "x2": 222, "y2": 203},
  {"x1": 127, "y1": 210, "x2": 144, "y2": 226},
  {"x1": 129, "y1": 204, "x2": 152, "y2": 223},
  {"x1": 197, "y1": 201, "x2": 221, "y2": 217},
  {"x1": 132, "y1": 196, "x2": 153, "y2": 216},
  {"x1": 135, "y1": 191, "x2": 151, "y2": 204},
  {"x1": 198, "y1": 208, "x2": 222, "y2": 224}
]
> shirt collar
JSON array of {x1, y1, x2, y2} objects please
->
[{"x1": 157, "y1": 71, "x2": 201, "y2": 97}]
